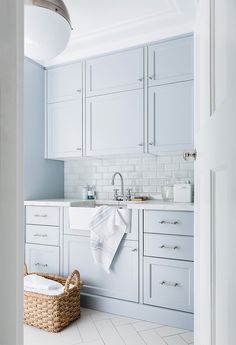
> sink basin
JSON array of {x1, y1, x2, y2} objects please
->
[
  {"x1": 69, "y1": 200, "x2": 128, "y2": 208},
  {"x1": 68, "y1": 202, "x2": 130, "y2": 232}
]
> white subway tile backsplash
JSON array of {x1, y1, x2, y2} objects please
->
[{"x1": 64, "y1": 154, "x2": 194, "y2": 200}]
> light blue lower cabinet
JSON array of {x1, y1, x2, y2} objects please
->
[
  {"x1": 63, "y1": 235, "x2": 139, "y2": 302},
  {"x1": 143, "y1": 257, "x2": 194, "y2": 313}
]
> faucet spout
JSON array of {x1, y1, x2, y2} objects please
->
[{"x1": 111, "y1": 172, "x2": 124, "y2": 198}]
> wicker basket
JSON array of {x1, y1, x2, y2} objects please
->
[{"x1": 24, "y1": 264, "x2": 82, "y2": 332}]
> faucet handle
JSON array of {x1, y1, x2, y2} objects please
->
[
  {"x1": 126, "y1": 188, "x2": 132, "y2": 201},
  {"x1": 113, "y1": 188, "x2": 119, "y2": 201}
]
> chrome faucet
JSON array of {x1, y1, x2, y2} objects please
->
[{"x1": 111, "y1": 172, "x2": 124, "y2": 200}]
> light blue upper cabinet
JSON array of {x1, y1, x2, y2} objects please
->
[
  {"x1": 148, "y1": 35, "x2": 193, "y2": 87},
  {"x1": 47, "y1": 62, "x2": 83, "y2": 103},
  {"x1": 148, "y1": 80, "x2": 194, "y2": 152},
  {"x1": 86, "y1": 48, "x2": 144, "y2": 97},
  {"x1": 86, "y1": 89, "x2": 144, "y2": 156},
  {"x1": 47, "y1": 99, "x2": 83, "y2": 159}
]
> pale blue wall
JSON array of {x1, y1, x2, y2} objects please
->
[{"x1": 24, "y1": 58, "x2": 64, "y2": 199}]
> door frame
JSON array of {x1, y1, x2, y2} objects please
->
[{"x1": 0, "y1": 1, "x2": 24, "y2": 344}]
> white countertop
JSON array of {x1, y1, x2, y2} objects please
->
[
  {"x1": 24, "y1": 199, "x2": 194, "y2": 211},
  {"x1": 127, "y1": 200, "x2": 194, "y2": 211},
  {"x1": 24, "y1": 199, "x2": 86, "y2": 207}
]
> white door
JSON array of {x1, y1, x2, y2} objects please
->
[{"x1": 195, "y1": 1, "x2": 236, "y2": 345}]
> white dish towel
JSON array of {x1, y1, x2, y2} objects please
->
[{"x1": 89, "y1": 206, "x2": 128, "y2": 273}]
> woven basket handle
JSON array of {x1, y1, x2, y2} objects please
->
[
  {"x1": 24, "y1": 264, "x2": 28, "y2": 276},
  {"x1": 64, "y1": 270, "x2": 80, "y2": 292}
]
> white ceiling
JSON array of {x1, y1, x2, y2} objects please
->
[{"x1": 43, "y1": 0, "x2": 196, "y2": 67}]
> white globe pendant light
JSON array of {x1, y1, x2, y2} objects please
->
[{"x1": 24, "y1": 0, "x2": 72, "y2": 61}]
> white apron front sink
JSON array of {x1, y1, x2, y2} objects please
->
[{"x1": 68, "y1": 203, "x2": 131, "y2": 232}]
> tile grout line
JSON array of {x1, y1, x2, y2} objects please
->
[{"x1": 163, "y1": 334, "x2": 189, "y2": 345}]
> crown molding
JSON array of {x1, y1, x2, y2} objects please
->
[
  {"x1": 70, "y1": 0, "x2": 180, "y2": 44},
  {"x1": 41, "y1": 0, "x2": 196, "y2": 67}
]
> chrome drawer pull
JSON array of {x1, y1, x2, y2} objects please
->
[
  {"x1": 160, "y1": 281, "x2": 179, "y2": 287},
  {"x1": 159, "y1": 220, "x2": 179, "y2": 225},
  {"x1": 34, "y1": 214, "x2": 48, "y2": 218},
  {"x1": 34, "y1": 263, "x2": 48, "y2": 268},
  {"x1": 160, "y1": 245, "x2": 178, "y2": 250},
  {"x1": 33, "y1": 234, "x2": 48, "y2": 238}
]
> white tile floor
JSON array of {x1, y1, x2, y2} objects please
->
[{"x1": 24, "y1": 307, "x2": 194, "y2": 345}]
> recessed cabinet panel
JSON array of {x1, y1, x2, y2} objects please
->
[
  {"x1": 86, "y1": 48, "x2": 144, "y2": 97},
  {"x1": 47, "y1": 99, "x2": 83, "y2": 159},
  {"x1": 64, "y1": 236, "x2": 139, "y2": 302},
  {"x1": 148, "y1": 35, "x2": 193, "y2": 86},
  {"x1": 86, "y1": 89, "x2": 144, "y2": 156},
  {"x1": 148, "y1": 81, "x2": 194, "y2": 152},
  {"x1": 144, "y1": 257, "x2": 193, "y2": 312},
  {"x1": 47, "y1": 62, "x2": 83, "y2": 103}
]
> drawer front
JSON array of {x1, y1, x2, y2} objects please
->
[
  {"x1": 144, "y1": 257, "x2": 193, "y2": 312},
  {"x1": 144, "y1": 233, "x2": 193, "y2": 261},
  {"x1": 25, "y1": 244, "x2": 59, "y2": 275},
  {"x1": 26, "y1": 225, "x2": 59, "y2": 246},
  {"x1": 144, "y1": 210, "x2": 193, "y2": 236},
  {"x1": 26, "y1": 206, "x2": 60, "y2": 226}
]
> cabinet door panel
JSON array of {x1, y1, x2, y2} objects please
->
[
  {"x1": 144, "y1": 257, "x2": 193, "y2": 312},
  {"x1": 25, "y1": 243, "x2": 59, "y2": 275},
  {"x1": 47, "y1": 99, "x2": 83, "y2": 158},
  {"x1": 64, "y1": 236, "x2": 139, "y2": 302},
  {"x1": 148, "y1": 35, "x2": 193, "y2": 86},
  {"x1": 47, "y1": 62, "x2": 82, "y2": 103},
  {"x1": 148, "y1": 81, "x2": 194, "y2": 152},
  {"x1": 86, "y1": 90, "x2": 143, "y2": 156},
  {"x1": 86, "y1": 48, "x2": 143, "y2": 97}
]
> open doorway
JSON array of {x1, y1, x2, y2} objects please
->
[
  {"x1": 23, "y1": 1, "x2": 196, "y2": 343},
  {"x1": 2, "y1": 1, "x2": 236, "y2": 345}
]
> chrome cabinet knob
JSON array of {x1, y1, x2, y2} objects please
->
[
  {"x1": 76, "y1": 147, "x2": 82, "y2": 151},
  {"x1": 76, "y1": 89, "x2": 82, "y2": 93},
  {"x1": 149, "y1": 75, "x2": 154, "y2": 80},
  {"x1": 138, "y1": 78, "x2": 143, "y2": 82},
  {"x1": 183, "y1": 150, "x2": 197, "y2": 161}
]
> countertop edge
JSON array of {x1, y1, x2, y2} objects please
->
[{"x1": 24, "y1": 199, "x2": 194, "y2": 211}]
